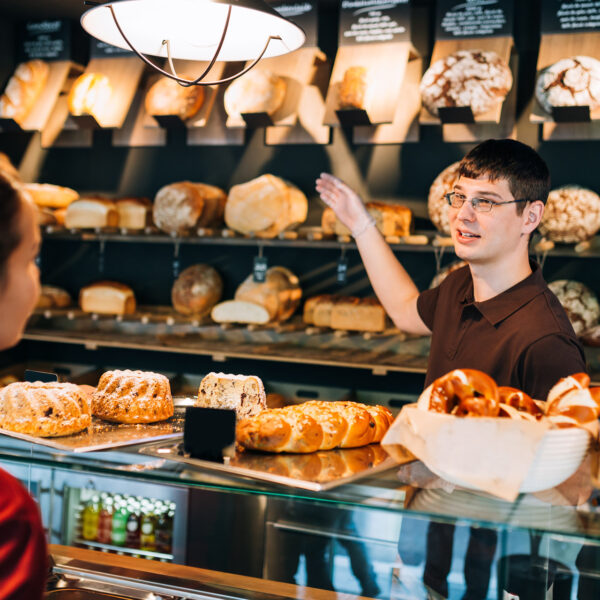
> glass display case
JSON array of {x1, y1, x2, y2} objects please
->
[{"x1": 1, "y1": 432, "x2": 600, "y2": 600}]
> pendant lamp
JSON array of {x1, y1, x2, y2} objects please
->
[{"x1": 81, "y1": 0, "x2": 306, "y2": 85}]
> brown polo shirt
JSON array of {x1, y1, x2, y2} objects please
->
[{"x1": 417, "y1": 261, "x2": 586, "y2": 400}]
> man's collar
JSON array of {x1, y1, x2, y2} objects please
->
[{"x1": 463, "y1": 261, "x2": 546, "y2": 325}]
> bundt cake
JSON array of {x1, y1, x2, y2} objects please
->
[
  {"x1": 92, "y1": 369, "x2": 174, "y2": 424},
  {"x1": 0, "y1": 381, "x2": 91, "y2": 437}
]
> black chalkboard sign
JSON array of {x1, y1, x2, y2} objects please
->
[
  {"x1": 183, "y1": 406, "x2": 236, "y2": 462},
  {"x1": 90, "y1": 38, "x2": 134, "y2": 59},
  {"x1": 436, "y1": 0, "x2": 514, "y2": 40},
  {"x1": 339, "y1": 0, "x2": 411, "y2": 46},
  {"x1": 541, "y1": 0, "x2": 600, "y2": 34},
  {"x1": 17, "y1": 20, "x2": 71, "y2": 62},
  {"x1": 270, "y1": 1, "x2": 317, "y2": 48},
  {"x1": 25, "y1": 369, "x2": 58, "y2": 383}
]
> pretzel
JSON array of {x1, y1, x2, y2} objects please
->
[
  {"x1": 546, "y1": 372, "x2": 600, "y2": 426},
  {"x1": 498, "y1": 386, "x2": 544, "y2": 420},
  {"x1": 426, "y1": 369, "x2": 500, "y2": 417}
]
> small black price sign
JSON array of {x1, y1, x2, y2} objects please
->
[
  {"x1": 435, "y1": 0, "x2": 514, "y2": 40},
  {"x1": 541, "y1": 0, "x2": 600, "y2": 34},
  {"x1": 337, "y1": 255, "x2": 349, "y2": 284},
  {"x1": 339, "y1": 0, "x2": 411, "y2": 46},
  {"x1": 25, "y1": 369, "x2": 58, "y2": 383},
  {"x1": 270, "y1": 1, "x2": 318, "y2": 47},
  {"x1": 253, "y1": 255, "x2": 268, "y2": 283},
  {"x1": 90, "y1": 38, "x2": 133, "y2": 59},
  {"x1": 18, "y1": 19, "x2": 71, "y2": 62}
]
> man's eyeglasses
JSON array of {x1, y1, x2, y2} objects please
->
[{"x1": 445, "y1": 192, "x2": 529, "y2": 213}]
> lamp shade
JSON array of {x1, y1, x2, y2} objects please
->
[{"x1": 81, "y1": 0, "x2": 306, "y2": 63}]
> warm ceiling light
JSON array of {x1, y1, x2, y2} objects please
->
[{"x1": 81, "y1": 0, "x2": 306, "y2": 85}]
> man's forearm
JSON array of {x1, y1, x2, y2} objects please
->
[{"x1": 355, "y1": 225, "x2": 428, "y2": 334}]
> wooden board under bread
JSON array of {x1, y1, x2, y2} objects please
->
[
  {"x1": 353, "y1": 57, "x2": 422, "y2": 144},
  {"x1": 419, "y1": 37, "x2": 513, "y2": 126},
  {"x1": 0, "y1": 61, "x2": 83, "y2": 133},
  {"x1": 70, "y1": 57, "x2": 144, "y2": 128},
  {"x1": 441, "y1": 53, "x2": 518, "y2": 143},
  {"x1": 264, "y1": 51, "x2": 331, "y2": 145},
  {"x1": 323, "y1": 42, "x2": 412, "y2": 126},
  {"x1": 531, "y1": 32, "x2": 600, "y2": 126},
  {"x1": 225, "y1": 47, "x2": 324, "y2": 130}
]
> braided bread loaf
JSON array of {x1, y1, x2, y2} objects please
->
[
  {"x1": 236, "y1": 400, "x2": 393, "y2": 453},
  {"x1": 0, "y1": 381, "x2": 91, "y2": 437},
  {"x1": 92, "y1": 369, "x2": 174, "y2": 424}
]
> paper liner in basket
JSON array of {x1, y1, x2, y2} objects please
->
[{"x1": 382, "y1": 404, "x2": 554, "y2": 501}]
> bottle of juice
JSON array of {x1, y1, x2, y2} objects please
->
[
  {"x1": 97, "y1": 494, "x2": 113, "y2": 544},
  {"x1": 111, "y1": 498, "x2": 129, "y2": 547},
  {"x1": 125, "y1": 499, "x2": 140, "y2": 549},
  {"x1": 155, "y1": 504, "x2": 173, "y2": 555},
  {"x1": 81, "y1": 495, "x2": 100, "y2": 541},
  {"x1": 139, "y1": 500, "x2": 156, "y2": 552}
]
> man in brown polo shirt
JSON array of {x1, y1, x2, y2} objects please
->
[
  {"x1": 316, "y1": 138, "x2": 586, "y2": 599},
  {"x1": 316, "y1": 138, "x2": 585, "y2": 397}
]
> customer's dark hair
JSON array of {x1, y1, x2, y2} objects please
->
[
  {"x1": 458, "y1": 139, "x2": 551, "y2": 215},
  {"x1": 0, "y1": 173, "x2": 23, "y2": 286}
]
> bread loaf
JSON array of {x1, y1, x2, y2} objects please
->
[
  {"x1": 153, "y1": 181, "x2": 227, "y2": 234},
  {"x1": 0, "y1": 381, "x2": 91, "y2": 437},
  {"x1": 92, "y1": 369, "x2": 174, "y2": 423},
  {"x1": 338, "y1": 66, "x2": 368, "y2": 110},
  {"x1": 210, "y1": 300, "x2": 271, "y2": 325},
  {"x1": 0, "y1": 60, "x2": 49, "y2": 125},
  {"x1": 22, "y1": 183, "x2": 79, "y2": 209},
  {"x1": 116, "y1": 197, "x2": 151, "y2": 230},
  {"x1": 224, "y1": 69, "x2": 286, "y2": 118},
  {"x1": 36, "y1": 285, "x2": 72, "y2": 309},
  {"x1": 79, "y1": 281, "x2": 136, "y2": 315},
  {"x1": 548, "y1": 280, "x2": 600, "y2": 335},
  {"x1": 234, "y1": 266, "x2": 301, "y2": 322},
  {"x1": 321, "y1": 202, "x2": 412, "y2": 237},
  {"x1": 65, "y1": 198, "x2": 118, "y2": 229},
  {"x1": 304, "y1": 295, "x2": 388, "y2": 332},
  {"x1": 428, "y1": 162, "x2": 461, "y2": 236},
  {"x1": 196, "y1": 372, "x2": 266, "y2": 419},
  {"x1": 225, "y1": 174, "x2": 307, "y2": 238},
  {"x1": 145, "y1": 74, "x2": 205, "y2": 120},
  {"x1": 236, "y1": 400, "x2": 393, "y2": 453},
  {"x1": 68, "y1": 72, "x2": 112, "y2": 120},
  {"x1": 171, "y1": 264, "x2": 223, "y2": 316}
]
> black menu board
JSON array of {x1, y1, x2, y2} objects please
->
[
  {"x1": 541, "y1": 0, "x2": 600, "y2": 34},
  {"x1": 436, "y1": 0, "x2": 514, "y2": 40},
  {"x1": 90, "y1": 38, "x2": 134, "y2": 59},
  {"x1": 17, "y1": 20, "x2": 71, "y2": 62},
  {"x1": 270, "y1": 1, "x2": 318, "y2": 48},
  {"x1": 338, "y1": 0, "x2": 411, "y2": 46}
]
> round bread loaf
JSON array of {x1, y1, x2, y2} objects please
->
[
  {"x1": 224, "y1": 69, "x2": 286, "y2": 117},
  {"x1": 171, "y1": 264, "x2": 223, "y2": 316},
  {"x1": 428, "y1": 162, "x2": 461, "y2": 235},
  {"x1": 225, "y1": 174, "x2": 307, "y2": 238},
  {"x1": 539, "y1": 185, "x2": 600, "y2": 243},
  {"x1": 0, "y1": 381, "x2": 91, "y2": 437},
  {"x1": 92, "y1": 369, "x2": 174, "y2": 424},
  {"x1": 535, "y1": 56, "x2": 600, "y2": 114},
  {"x1": 420, "y1": 50, "x2": 512, "y2": 117},
  {"x1": 145, "y1": 74, "x2": 205, "y2": 120},
  {"x1": 68, "y1": 72, "x2": 112, "y2": 120},
  {"x1": 235, "y1": 266, "x2": 301, "y2": 322},
  {"x1": 548, "y1": 280, "x2": 600, "y2": 336}
]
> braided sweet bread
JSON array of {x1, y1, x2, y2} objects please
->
[
  {"x1": 236, "y1": 400, "x2": 393, "y2": 453},
  {"x1": 0, "y1": 381, "x2": 91, "y2": 437},
  {"x1": 92, "y1": 369, "x2": 174, "y2": 424}
]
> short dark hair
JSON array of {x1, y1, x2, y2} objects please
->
[
  {"x1": 458, "y1": 139, "x2": 551, "y2": 215},
  {"x1": 0, "y1": 173, "x2": 23, "y2": 286}
]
